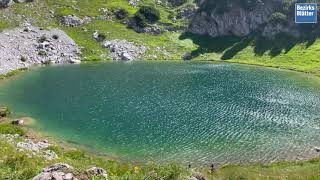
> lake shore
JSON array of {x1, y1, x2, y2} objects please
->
[
  {"x1": 0, "y1": 109, "x2": 320, "y2": 179},
  {"x1": 0, "y1": 63, "x2": 320, "y2": 179}
]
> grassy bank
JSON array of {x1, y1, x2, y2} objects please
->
[
  {"x1": 0, "y1": 112, "x2": 320, "y2": 179},
  {"x1": 0, "y1": 120, "x2": 189, "y2": 179}
]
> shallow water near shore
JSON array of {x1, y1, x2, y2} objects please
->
[{"x1": 0, "y1": 61, "x2": 320, "y2": 166}]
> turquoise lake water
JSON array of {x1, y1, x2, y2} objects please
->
[{"x1": 0, "y1": 61, "x2": 320, "y2": 165}]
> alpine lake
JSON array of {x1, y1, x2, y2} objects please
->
[{"x1": 0, "y1": 61, "x2": 319, "y2": 166}]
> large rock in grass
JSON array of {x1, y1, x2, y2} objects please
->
[
  {"x1": 87, "y1": 167, "x2": 108, "y2": 179},
  {"x1": 33, "y1": 163, "x2": 77, "y2": 180},
  {"x1": 0, "y1": 0, "x2": 34, "y2": 8},
  {"x1": 102, "y1": 39, "x2": 147, "y2": 61},
  {"x1": 0, "y1": 107, "x2": 10, "y2": 117},
  {"x1": 0, "y1": 0, "x2": 14, "y2": 8},
  {"x1": 61, "y1": 15, "x2": 84, "y2": 27}
]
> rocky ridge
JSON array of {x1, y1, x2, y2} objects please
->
[{"x1": 188, "y1": 1, "x2": 275, "y2": 37}]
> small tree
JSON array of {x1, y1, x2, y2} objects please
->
[
  {"x1": 114, "y1": 8, "x2": 129, "y2": 20},
  {"x1": 269, "y1": 12, "x2": 287, "y2": 25},
  {"x1": 137, "y1": 6, "x2": 160, "y2": 23},
  {"x1": 134, "y1": 12, "x2": 148, "y2": 27}
]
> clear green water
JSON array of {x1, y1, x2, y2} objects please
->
[{"x1": 0, "y1": 61, "x2": 320, "y2": 165}]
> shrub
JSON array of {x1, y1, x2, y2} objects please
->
[
  {"x1": 52, "y1": 34, "x2": 59, "y2": 40},
  {"x1": 38, "y1": 35, "x2": 47, "y2": 43},
  {"x1": 114, "y1": 8, "x2": 129, "y2": 20},
  {"x1": 168, "y1": 0, "x2": 187, "y2": 7},
  {"x1": 0, "y1": 124, "x2": 25, "y2": 136},
  {"x1": 38, "y1": 50, "x2": 47, "y2": 56},
  {"x1": 0, "y1": 107, "x2": 10, "y2": 117},
  {"x1": 269, "y1": 12, "x2": 287, "y2": 24},
  {"x1": 20, "y1": 56, "x2": 27, "y2": 62},
  {"x1": 137, "y1": 6, "x2": 160, "y2": 23},
  {"x1": 134, "y1": 12, "x2": 148, "y2": 27}
]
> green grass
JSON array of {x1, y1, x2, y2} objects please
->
[
  {"x1": 0, "y1": 68, "x2": 28, "y2": 80},
  {"x1": 207, "y1": 158, "x2": 320, "y2": 179},
  {"x1": 0, "y1": 124, "x2": 25, "y2": 136},
  {"x1": 0, "y1": 136, "x2": 189, "y2": 179}
]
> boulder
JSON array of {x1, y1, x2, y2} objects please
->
[
  {"x1": 182, "y1": 52, "x2": 192, "y2": 61},
  {"x1": 315, "y1": 147, "x2": 320, "y2": 152},
  {"x1": 93, "y1": 31, "x2": 106, "y2": 42},
  {"x1": 102, "y1": 39, "x2": 146, "y2": 61},
  {"x1": 69, "y1": 58, "x2": 81, "y2": 64},
  {"x1": 33, "y1": 163, "x2": 76, "y2": 180},
  {"x1": 43, "y1": 150, "x2": 58, "y2": 161},
  {"x1": 128, "y1": 0, "x2": 139, "y2": 7},
  {"x1": 0, "y1": 0, "x2": 33, "y2": 8},
  {"x1": 17, "y1": 139, "x2": 50, "y2": 152},
  {"x1": 11, "y1": 119, "x2": 24, "y2": 126},
  {"x1": 43, "y1": 163, "x2": 73, "y2": 173},
  {"x1": 0, "y1": 0, "x2": 14, "y2": 8},
  {"x1": 61, "y1": 15, "x2": 84, "y2": 27},
  {"x1": 87, "y1": 167, "x2": 108, "y2": 179}
]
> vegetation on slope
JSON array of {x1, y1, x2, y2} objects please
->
[
  {"x1": 0, "y1": 1, "x2": 320, "y2": 178},
  {"x1": 0, "y1": 121, "x2": 319, "y2": 179},
  {"x1": 1, "y1": 0, "x2": 320, "y2": 75}
]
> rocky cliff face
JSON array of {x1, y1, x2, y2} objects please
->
[{"x1": 188, "y1": 0, "x2": 295, "y2": 38}]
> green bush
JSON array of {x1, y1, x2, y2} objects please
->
[
  {"x1": 134, "y1": 12, "x2": 148, "y2": 27},
  {"x1": 0, "y1": 107, "x2": 10, "y2": 117},
  {"x1": 114, "y1": 8, "x2": 129, "y2": 20},
  {"x1": 269, "y1": 12, "x2": 287, "y2": 24},
  {"x1": 133, "y1": 6, "x2": 160, "y2": 28},
  {"x1": 168, "y1": 0, "x2": 187, "y2": 7},
  {"x1": 0, "y1": 124, "x2": 25, "y2": 136}
]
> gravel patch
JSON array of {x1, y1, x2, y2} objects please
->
[{"x1": 0, "y1": 23, "x2": 81, "y2": 75}]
